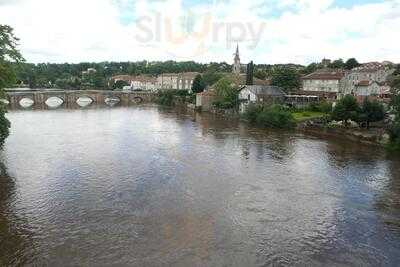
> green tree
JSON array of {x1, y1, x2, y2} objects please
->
[
  {"x1": 358, "y1": 98, "x2": 385, "y2": 128},
  {"x1": 243, "y1": 104, "x2": 295, "y2": 129},
  {"x1": 390, "y1": 75, "x2": 400, "y2": 93},
  {"x1": 254, "y1": 69, "x2": 267, "y2": 80},
  {"x1": 191, "y1": 74, "x2": 206, "y2": 94},
  {"x1": 270, "y1": 67, "x2": 301, "y2": 93},
  {"x1": 329, "y1": 59, "x2": 345, "y2": 69},
  {"x1": 345, "y1": 58, "x2": 361, "y2": 70},
  {"x1": 113, "y1": 80, "x2": 129, "y2": 90},
  {"x1": 202, "y1": 70, "x2": 223, "y2": 86},
  {"x1": 332, "y1": 95, "x2": 360, "y2": 126},
  {"x1": 0, "y1": 25, "x2": 24, "y2": 147},
  {"x1": 213, "y1": 77, "x2": 238, "y2": 109},
  {"x1": 246, "y1": 61, "x2": 254, "y2": 85},
  {"x1": 302, "y1": 63, "x2": 320, "y2": 75}
]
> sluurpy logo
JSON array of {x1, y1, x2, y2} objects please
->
[{"x1": 134, "y1": 2, "x2": 266, "y2": 59}]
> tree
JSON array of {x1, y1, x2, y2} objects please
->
[
  {"x1": 345, "y1": 58, "x2": 360, "y2": 70},
  {"x1": 270, "y1": 67, "x2": 301, "y2": 93},
  {"x1": 0, "y1": 25, "x2": 24, "y2": 147},
  {"x1": 202, "y1": 70, "x2": 223, "y2": 86},
  {"x1": 302, "y1": 63, "x2": 320, "y2": 75},
  {"x1": 358, "y1": 98, "x2": 385, "y2": 128},
  {"x1": 246, "y1": 61, "x2": 254, "y2": 85},
  {"x1": 254, "y1": 69, "x2": 267, "y2": 80},
  {"x1": 213, "y1": 77, "x2": 238, "y2": 109},
  {"x1": 191, "y1": 74, "x2": 206, "y2": 94},
  {"x1": 332, "y1": 95, "x2": 360, "y2": 126},
  {"x1": 393, "y1": 64, "x2": 400, "y2": 76},
  {"x1": 329, "y1": 59, "x2": 345, "y2": 69},
  {"x1": 113, "y1": 80, "x2": 129, "y2": 90},
  {"x1": 390, "y1": 76, "x2": 400, "y2": 93}
]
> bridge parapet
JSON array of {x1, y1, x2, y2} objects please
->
[{"x1": 5, "y1": 90, "x2": 156, "y2": 109}]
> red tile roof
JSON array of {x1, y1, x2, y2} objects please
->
[{"x1": 302, "y1": 69, "x2": 345, "y2": 80}]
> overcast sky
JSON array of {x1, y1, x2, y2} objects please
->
[{"x1": 0, "y1": 0, "x2": 399, "y2": 64}]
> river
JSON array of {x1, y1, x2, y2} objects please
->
[{"x1": 1, "y1": 105, "x2": 400, "y2": 266}]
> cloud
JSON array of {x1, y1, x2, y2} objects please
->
[{"x1": 0, "y1": 0, "x2": 399, "y2": 64}]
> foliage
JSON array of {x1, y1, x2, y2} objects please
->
[
  {"x1": 113, "y1": 80, "x2": 129, "y2": 90},
  {"x1": 0, "y1": 104, "x2": 10, "y2": 147},
  {"x1": 390, "y1": 76, "x2": 400, "y2": 92},
  {"x1": 391, "y1": 95, "x2": 400, "y2": 113},
  {"x1": 301, "y1": 63, "x2": 320, "y2": 75},
  {"x1": 393, "y1": 64, "x2": 400, "y2": 76},
  {"x1": 357, "y1": 99, "x2": 385, "y2": 128},
  {"x1": 388, "y1": 95, "x2": 400, "y2": 151},
  {"x1": 246, "y1": 61, "x2": 254, "y2": 85},
  {"x1": 202, "y1": 70, "x2": 223, "y2": 86},
  {"x1": 329, "y1": 59, "x2": 345, "y2": 69},
  {"x1": 307, "y1": 101, "x2": 333, "y2": 114},
  {"x1": 270, "y1": 67, "x2": 301, "y2": 93},
  {"x1": 243, "y1": 104, "x2": 295, "y2": 129},
  {"x1": 0, "y1": 24, "x2": 24, "y2": 147},
  {"x1": 254, "y1": 69, "x2": 268, "y2": 80},
  {"x1": 213, "y1": 77, "x2": 238, "y2": 109},
  {"x1": 156, "y1": 90, "x2": 189, "y2": 106},
  {"x1": 292, "y1": 111, "x2": 327, "y2": 122},
  {"x1": 331, "y1": 95, "x2": 360, "y2": 125},
  {"x1": 191, "y1": 74, "x2": 206, "y2": 94},
  {"x1": 344, "y1": 58, "x2": 360, "y2": 70}
]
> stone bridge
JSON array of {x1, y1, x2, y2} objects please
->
[{"x1": 3, "y1": 90, "x2": 157, "y2": 109}]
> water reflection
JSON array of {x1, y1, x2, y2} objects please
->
[
  {"x1": 1, "y1": 106, "x2": 400, "y2": 266},
  {"x1": 0, "y1": 161, "x2": 34, "y2": 266}
]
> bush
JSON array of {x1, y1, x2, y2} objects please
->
[
  {"x1": 156, "y1": 90, "x2": 189, "y2": 106},
  {"x1": 358, "y1": 99, "x2": 385, "y2": 128},
  {"x1": 332, "y1": 95, "x2": 360, "y2": 126},
  {"x1": 242, "y1": 104, "x2": 263, "y2": 123},
  {"x1": 243, "y1": 104, "x2": 295, "y2": 129},
  {"x1": 0, "y1": 104, "x2": 10, "y2": 147}
]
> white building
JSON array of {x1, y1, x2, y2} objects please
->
[
  {"x1": 157, "y1": 72, "x2": 199, "y2": 92},
  {"x1": 302, "y1": 69, "x2": 346, "y2": 99},
  {"x1": 111, "y1": 75, "x2": 157, "y2": 91},
  {"x1": 238, "y1": 85, "x2": 286, "y2": 113}
]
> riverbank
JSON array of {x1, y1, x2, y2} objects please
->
[{"x1": 297, "y1": 119, "x2": 390, "y2": 147}]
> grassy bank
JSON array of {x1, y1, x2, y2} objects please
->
[{"x1": 292, "y1": 111, "x2": 326, "y2": 122}]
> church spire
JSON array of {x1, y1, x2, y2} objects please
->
[{"x1": 233, "y1": 43, "x2": 241, "y2": 75}]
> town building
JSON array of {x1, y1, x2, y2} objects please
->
[
  {"x1": 340, "y1": 62, "x2": 395, "y2": 101},
  {"x1": 157, "y1": 72, "x2": 199, "y2": 92},
  {"x1": 301, "y1": 69, "x2": 346, "y2": 100},
  {"x1": 111, "y1": 75, "x2": 157, "y2": 91},
  {"x1": 195, "y1": 90, "x2": 217, "y2": 112},
  {"x1": 130, "y1": 75, "x2": 157, "y2": 91},
  {"x1": 82, "y1": 68, "x2": 97, "y2": 75},
  {"x1": 238, "y1": 85, "x2": 286, "y2": 113}
]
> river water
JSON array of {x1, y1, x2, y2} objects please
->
[{"x1": 1, "y1": 106, "x2": 400, "y2": 266}]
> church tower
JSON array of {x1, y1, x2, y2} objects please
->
[{"x1": 233, "y1": 44, "x2": 241, "y2": 75}]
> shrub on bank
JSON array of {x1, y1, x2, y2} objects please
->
[
  {"x1": 243, "y1": 104, "x2": 295, "y2": 129},
  {"x1": 0, "y1": 103, "x2": 10, "y2": 147},
  {"x1": 156, "y1": 90, "x2": 189, "y2": 106}
]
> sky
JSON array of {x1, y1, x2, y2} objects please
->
[{"x1": 0, "y1": 0, "x2": 399, "y2": 65}]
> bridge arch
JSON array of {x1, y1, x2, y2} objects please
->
[
  {"x1": 132, "y1": 96, "x2": 144, "y2": 104},
  {"x1": 76, "y1": 96, "x2": 94, "y2": 107},
  {"x1": 45, "y1": 96, "x2": 64, "y2": 108},
  {"x1": 105, "y1": 96, "x2": 120, "y2": 106},
  {"x1": 19, "y1": 97, "x2": 34, "y2": 108}
]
